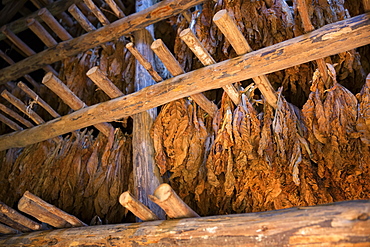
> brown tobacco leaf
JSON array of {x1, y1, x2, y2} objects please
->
[
  {"x1": 302, "y1": 65, "x2": 370, "y2": 202},
  {"x1": 357, "y1": 74, "x2": 370, "y2": 145},
  {"x1": 0, "y1": 129, "x2": 132, "y2": 224},
  {"x1": 151, "y1": 98, "x2": 211, "y2": 211}
]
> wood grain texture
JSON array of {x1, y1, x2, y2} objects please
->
[
  {"x1": 132, "y1": 0, "x2": 165, "y2": 221},
  {"x1": 0, "y1": 0, "x2": 206, "y2": 84},
  {"x1": 0, "y1": 200, "x2": 369, "y2": 246},
  {"x1": 0, "y1": 0, "x2": 80, "y2": 42},
  {"x1": 0, "y1": 13, "x2": 369, "y2": 151}
]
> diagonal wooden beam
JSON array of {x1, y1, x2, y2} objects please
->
[
  {"x1": 0, "y1": 0, "x2": 206, "y2": 84},
  {"x1": 0, "y1": 12, "x2": 369, "y2": 151},
  {"x1": 0, "y1": 0, "x2": 80, "y2": 42}
]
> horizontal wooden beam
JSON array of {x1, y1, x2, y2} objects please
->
[
  {"x1": 0, "y1": 13, "x2": 369, "y2": 151},
  {"x1": 0, "y1": 0, "x2": 206, "y2": 84},
  {"x1": 0, "y1": 200, "x2": 369, "y2": 246},
  {"x1": 0, "y1": 0, "x2": 80, "y2": 42}
]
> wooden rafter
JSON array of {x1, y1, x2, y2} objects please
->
[
  {"x1": 0, "y1": 0, "x2": 206, "y2": 84},
  {"x1": 0, "y1": 12, "x2": 369, "y2": 151},
  {"x1": 0, "y1": 0, "x2": 80, "y2": 41}
]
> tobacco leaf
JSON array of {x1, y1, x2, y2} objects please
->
[
  {"x1": 357, "y1": 75, "x2": 370, "y2": 145},
  {"x1": 0, "y1": 129, "x2": 132, "y2": 224}
]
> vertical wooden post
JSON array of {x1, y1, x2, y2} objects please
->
[{"x1": 132, "y1": 0, "x2": 165, "y2": 221}]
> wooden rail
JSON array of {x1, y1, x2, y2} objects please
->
[
  {"x1": 0, "y1": 0, "x2": 206, "y2": 84},
  {"x1": 0, "y1": 0, "x2": 80, "y2": 42},
  {"x1": 0, "y1": 12, "x2": 369, "y2": 151},
  {"x1": 0, "y1": 200, "x2": 369, "y2": 246}
]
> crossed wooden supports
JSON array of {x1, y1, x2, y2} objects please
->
[{"x1": 0, "y1": 11, "x2": 369, "y2": 151}]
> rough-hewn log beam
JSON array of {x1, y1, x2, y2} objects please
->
[
  {"x1": 0, "y1": 0, "x2": 206, "y2": 84},
  {"x1": 0, "y1": 13, "x2": 369, "y2": 151},
  {"x1": 0, "y1": 200, "x2": 369, "y2": 246},
  {"x1": 0, "y1": 0, "x2": 80, "y2": 42}
]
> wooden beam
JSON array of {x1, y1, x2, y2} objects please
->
[
  {"x1": 149, "y1": 184, "x2": 200, "y2": 219},
  {"x1": 18, "y1": 191, "x2": 87, "y2": 228},
  {"x1": 0, "y1": 0, "x2": 207, "y2": 84},
  {"x1": 119, "y1": 191, "x2": 159, "y2": 221},
  {"x1": 38, "y1": 8, "x2": 73, "y2": 41},
  {"x1": 0, "y1": 0, "x2": 80, "y2": 42},
  {"x1": 0, "y1": 113, "x2": 23, "y2": 131},
  {"x1": 295, "y1": 0, "x2": 329, "y2": 81},
  {"x1": 0, "y1": 0, "x2": 29, "y2": 27},
  {"x1": 151, "y1": 39, "x2": 218, "y2": 117},
  {"x1": 1, "y1": 200, "x2": 369, "y2": 246},
  {"x1": 213, "y1": 10, "x2": 277, "y2": 108},
  {"x1": 179, "y1": 28, "x2": 241, "y2": 105},
  {"x1": 17, "y1": 81, "x2": 60, "y2": 118},
  {"x1": 0, "y1": 201, "x2": 42, "y2": 231},
  {"x1": 68, "y1": 4, "x2": 96, "y2": 32},
  {"x1": 0, "y1": 103, "x2": 34, "y2": 128},
  {"x1": 0, "y1": 13, "x2": 369, "y2": 151},
  {"x1": 132, "y1": 0, "x2": 166, "y2": 221}
]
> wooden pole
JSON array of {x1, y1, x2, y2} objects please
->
[
  {"x1": 295, "y1": 0, "x2": 329, "y2": 82},
  {"x1": 38, "y1": 8, "x2": 73, "y2": 41},
  {"x1": 0, "y1": 113, "x2": 22, "y2": 131},
  {"x1": 86, "y1": 67, "x2": 123, "y2": 98},
  {"x1": 149, "y1": 184, "x2": 200, "y2": 219},
  {"x1": 18, "y1": 191, "x2": 87, "y2": 228},
  {"x1": 179, "y1": 28, "x2": 241, "y2": 105},
  {"x1": 1, "y1": 90, "x2": 45, "y2": 125},
  {"x1": 151, "y1": 39, "x2": 218, "y2": 117},
  {"x1": 0, "y1": 26, "x2": 57, "y2": 75},
  {"x1": 0, "y1": 13, "x2": 368, "y2": 150},
  {"x1": 0, "y1": 50, "x2": 39, "y2": 89},
  {"x1": 83, "y1": 0, "x2": 110, "y2": 26},
  {"x1": 1, "y1": 200, "x2": 369, "y2": 246},
  {"x1": 29, "y1": 0, "x2": 74, "y2": 28},
  {"x1": 0, "y1": 223, "x2": 18, "y2": 235},
  {"x1": 68, "y1": 4, "x2": 96, "y2": 32},
  {"x1": 17, "y1": 81, "x2": 60, "y2": 118},
  {"x1": 213, "y1": 9, "x2": 278, "y2": 108},
  {"x1": 119, "y1": 192, "x2": 159, "y2": 221},
  {"x1": 0, "y1": 0, "x2": 80, "y2": 42},
  {"x1": 126, "y1": 42, "x2": 162, "y2": 83},
  {"x1": 132, "y1": 0, "x2": 166, "y2": 221},
  {"x1": 0, "y1": 103, "x2": 34, "y2": 128},
  {"x1": 104, "y1": 0, "x2": 125, "y2": 18},
  {"x1": 0, "y1": 213, "x2": 32, "y2": 232},
  {"x1": 0, "y1": 0, "x2": 207, "y2": 84},
  {"x1": 0, "y1": 202, "x2": 42, "y2": 231},
  {"x1": 42, "y1": 72, "x2": 114, "y2": 137},
  {"x1": 26, "y1": 18, "x2": 58, "y2": 48}
]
